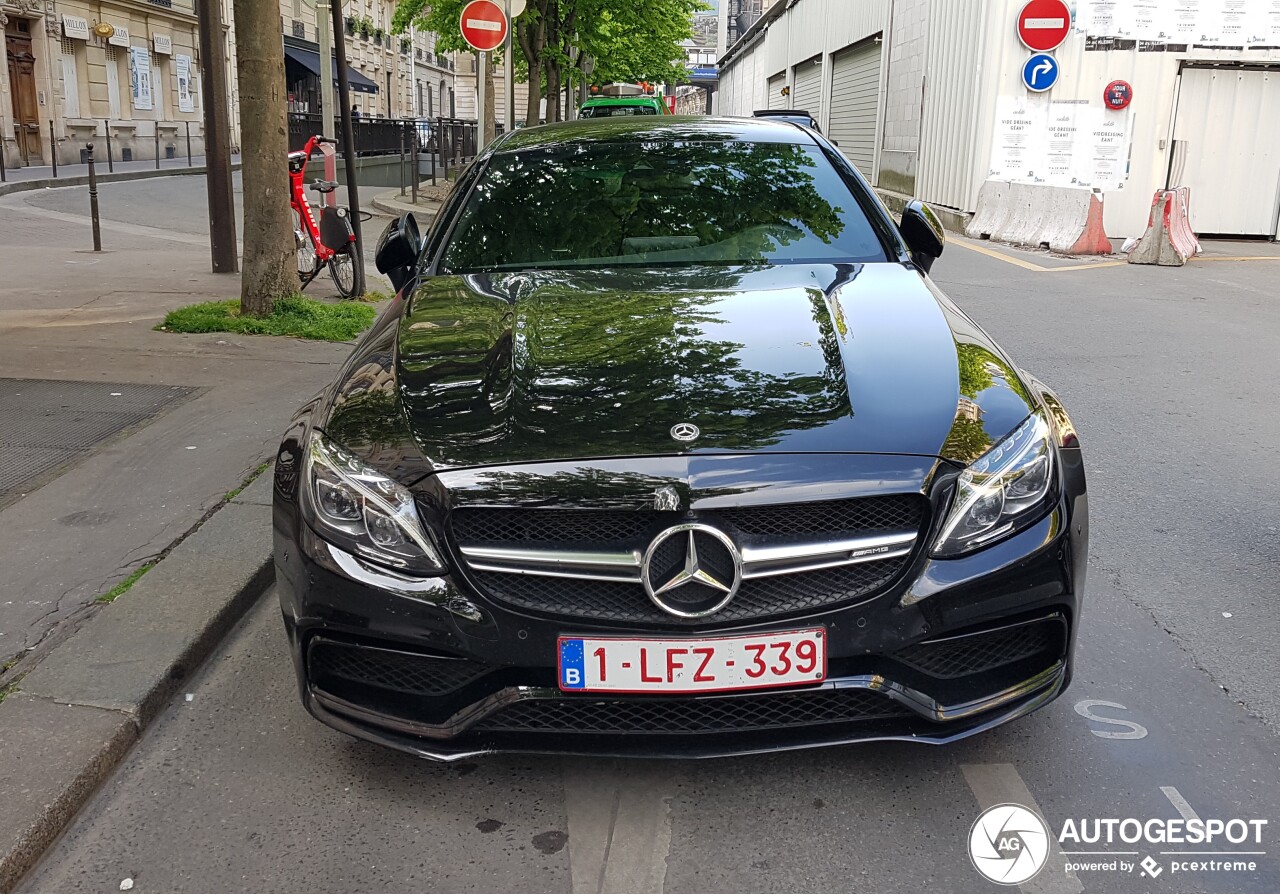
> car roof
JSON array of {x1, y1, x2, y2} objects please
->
[{"x1": 494, "y1": 115, "x2": 820, "y2": 153}]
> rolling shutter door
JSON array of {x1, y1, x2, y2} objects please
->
[
  {"x1": 828, "y1": 40, "x2": 882, "y2": 178},
  {"x1": 1172, "y1": 67, "x2": 1280, "y2": 237},
  {"x1": 792, "y1": 57, "x2": 823, "y2": 115},
  {"x1": 767, "y1": 73, "x2": 786, "y2": 109}
]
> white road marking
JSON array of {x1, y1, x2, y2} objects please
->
[
  {"x1": 1073, "y1": 699, "x2": 1149, "y2": 739},
  {"x1": 1160, "y1": 786, "x2": 1202, "y2": 823},
  {"x1": 962, "y1": 763, "x2": 1085, "y2": 894},
  {"x1": 562, "y1": 760, "x2": 674, "y2": 894}
]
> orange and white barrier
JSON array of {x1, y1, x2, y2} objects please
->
[{"x1": 1128, "y1": 187, "x2": 1201, "y2": 266}]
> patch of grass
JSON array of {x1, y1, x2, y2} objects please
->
[
  {"x1": 0, "y1": 684, "x2": 18, "y2": 705},
  {"x1": 358, "y1": 288, "x2": 394, "y2": 303},
  {"x1": 225, "y1": 461, "x2": 271, "y2": 502},
  {"x1": 157, "y1": 296, "x2": 376, "y2": 342},
  {"x1": 98, "y1": 562, "x2": 155, "y2": 604}
]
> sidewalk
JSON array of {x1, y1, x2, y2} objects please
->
[
  {"x1": 370, "y1": 180, "x2": 447, "y2": 225},
  {"x1": 0, "y1": 170, "x2": 388, "y2": 892},
  {"x1": 0, "y1": 153, "x2": 239, "y2": 184}
]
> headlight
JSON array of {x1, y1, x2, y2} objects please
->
[
  {"x1": 302, "y1": 432, "x2": 445, "y2": 575},
  {"x1": 932, "y1": 414, "x2": 1055, "y2": 558}
]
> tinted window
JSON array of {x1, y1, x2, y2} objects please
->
[
  {"x1": 440, "y1": 141, "x2": 887, "y2": 272},
  {"x1": 579, "y1": 105, "x2": 658, "y2": 118}
]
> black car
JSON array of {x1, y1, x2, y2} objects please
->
[{"x1": 273, "y1": 117, "x2": 1087, "y2": 760}]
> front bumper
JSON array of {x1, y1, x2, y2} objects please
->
[{"x1": 274, "y1": 462, "x2": 1087, "y2": 760}]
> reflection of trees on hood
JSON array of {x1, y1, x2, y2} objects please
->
[
  {"x1": 442, "y1": 141, "x2": 848, "y2": 271},
  {"x1": 395, "y1": 271, "x2": 852, "y2": 465}
]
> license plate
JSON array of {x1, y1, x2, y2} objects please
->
[{"x1": 557, "y1": 628, "x2": 826, "y2": 694}]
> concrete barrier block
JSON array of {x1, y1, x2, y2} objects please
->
[
  {"x1": 1128, "y1": 188, "x2": 1201, "y2": 267},
  {"x1": 966, "y1": 180, "x2": 1112, "y2": 255}
]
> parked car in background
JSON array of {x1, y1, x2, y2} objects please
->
[{"x1": 578, "y1": 95, "x2": 671, "y2": 118}]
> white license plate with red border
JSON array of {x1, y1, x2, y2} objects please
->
[{"x1": 557, "y1": 628, "x2": 827, "y2": 694}]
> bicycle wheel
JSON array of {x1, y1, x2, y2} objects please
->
[
  {"x1": 328, "y1": 247, "x2": 357, "y2": 298},
  {"x1": 294, "y1": 208, "x2": 318, "y2": 278}
]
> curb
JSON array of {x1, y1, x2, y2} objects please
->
[
  {"x1": 874, "y1": 187, "x2": 971, "y2": 235},
  {"x1": 0, "y1": 162, "x2": 244, "y2": 199},
  {"x1": 371, "y1": 192, "x2": 440, "y2": 221},
  {"x1": 0, "y1": 474, "x2": 275, "y2": 894}
]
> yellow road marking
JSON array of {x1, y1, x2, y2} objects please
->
[
  {"x1": 952, "y1": 239, "x2": 1280, "y2": 271},
  {"x1": 1188, "y1": 255, "x2": 1280, "y2": 262},
  {"x1": 949, "y1": 239, "x2": 1125, "y2": 273}
]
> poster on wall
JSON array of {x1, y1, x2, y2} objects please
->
[
  {"x1": 1045, "y1": 101, "x2": 1087, "y2": 185},
  {"x1": 1265, "y1": 0, "x2": 1280, "y2": 45},
  {"x1": 176, "y1": 54, "x2": 194, "y2": 113},
  {"x1": 130, "y1": 46, "x2": 153, "y2": 111},
  {"x1": 1082, "y1": 107, "x2": 1132, "y2": 190},
  {"x1": 1220, "y1": 0, "x2": 1251, "y2": 45},
  {"x1": 989, "y1": 95, "x2": 1048, "y2": 183},
  {"x1": 1080, "y1": 0, "x2": 1280, "y2": 47},
  {"x1": 988, "y1": 97, "x2": 1133, "y2": 192}
]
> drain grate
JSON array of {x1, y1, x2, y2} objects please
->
[{"x1": 0, "y1": 378, "x2": 194, "y2": 509}]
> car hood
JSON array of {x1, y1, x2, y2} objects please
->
[{"x1": 322, "y1": 264, "x2": 1036, "y2": 474}]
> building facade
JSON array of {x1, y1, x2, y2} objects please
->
[
  {"x1": 716, "y1": 0, "x2": 1280, "y2": 241},
  {"x1": 279, "y1": 0, "x2": 453, "y2": 121},
  {"x1": 2, "y1": 0, "x2": 228, "y2": 168}
]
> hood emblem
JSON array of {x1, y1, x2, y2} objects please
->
[
  {"x1": 653, "y1": 486, "x2": 681, "y2": 512},
  {"x1": 670, "y1": 422, "x2": 700, "y2": 442},
  {"x1": 640, "y1": 523, "x2": 742, "y2": 618}
]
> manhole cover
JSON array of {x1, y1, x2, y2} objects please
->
[{"x1": 0, "y1": 378, "x2": 194, "y2": 509}]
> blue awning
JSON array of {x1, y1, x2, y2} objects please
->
[{"x1": 284, "y1": 45, "x2": 379, "y2": 95}]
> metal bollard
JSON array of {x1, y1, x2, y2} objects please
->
[
  {"x1": 50, "y1": 120, "x2": 57, "y2": 177},
  {"x1": 104, "y1": 121, "x2": 114, "y2": 173},
  {"x1": 0, "y1": 139, "x2": 6, "y2": 182},
  {"x1": 87, "y1": 144, "x2": 102, "y2": 252},
  {"x1": 154, "y1": 127, "x2": 160, "y2": 169},
  {"x1": 185, "y1": 121, "x2": 192, "y2": 167},
  {"x1": 399, "y1": 126, "x2": 406, "y2": 196}
]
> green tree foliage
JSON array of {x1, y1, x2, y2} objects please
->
[{"x1": 393, "y1": 0, "x2": 705, "y2": 124}]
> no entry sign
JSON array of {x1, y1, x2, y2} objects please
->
[
  {"x1": 460, "y1": 0, "x2": 508, "y2": 52},
  {"x1": 1017, "y1": 0, "x2": 1071, "y2": 52}
]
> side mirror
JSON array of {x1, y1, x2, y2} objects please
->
[
  {"x1": 899, "y1": 199, "x2": 945, "y2": 273},
  {"x1": 374, "y1": 213, "x2": 422, "y2": 293}
]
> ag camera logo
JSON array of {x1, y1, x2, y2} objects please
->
[{"x1": 969, "y1": 803, "x2": 1051, "y2": 885}]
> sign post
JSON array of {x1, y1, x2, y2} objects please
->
[
  {"x1": 1016, "y1": 0, "x2": 1071, "y2": 52},
  {"x1": 460, "y1": 0, "x2": 509, "y2": 144}
]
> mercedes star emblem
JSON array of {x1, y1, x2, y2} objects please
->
[
  {"x1": 670, "y1": 422, "x2": 700, "y2": 442},
  {"x1": 640, "y1": 523, "x2": 742, "y2": 618}
]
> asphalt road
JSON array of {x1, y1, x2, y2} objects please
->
[{"x1": 17, "y1": 235, "x2": 1280, "y2": 893}]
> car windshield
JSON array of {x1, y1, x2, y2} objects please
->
[
  {"x1": 439, "y1": 140, "x2": 888, "y2": 272},
  {"x1": 579, "y1": 105, "x2": 658, "y2": 117}
]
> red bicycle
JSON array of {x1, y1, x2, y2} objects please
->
[{"x1": 289, "y1": 135, "x2": 358, "y2": 298}]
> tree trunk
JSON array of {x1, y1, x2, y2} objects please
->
[
  {"x1": 545, "y1": 63, "x2": 561, "y2": 123},
  {"x1": 232, "y1": 0, "x2": 298, "y2": 315},
  {"x1": 517, "y1": 13, "x2": 546, "y2": 126}
]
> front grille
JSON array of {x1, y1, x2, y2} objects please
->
[
  {"x1": 452, "y1": 508, "x2": 660, "y2": 546},
  {"x1": 452, "y1": 495, "x2": 926, "y2": 624},
  {"x1": 893, "y1": 621, "x2": 1061, "y2": 679},
  {"x1": 717, "y1": 495, "x2": 923, "y2": 540},
  {"x1": 474, "y1": 688, "x2": 910, "y2": 735},
  {"x1": 309, "y1": 639, "x2": 492, "y2": 697}
]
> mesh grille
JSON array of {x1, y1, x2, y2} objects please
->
[
  {"x1": 309, "y1": 640, "x2": 492, "y2": 696},
  {"x1": 474, "y1": 689, "x2": 909, "y2": 734},
  {"x1": 893, "y1": 622, "x2": 1059, "y2": 679},
  {"x1": 717, "y1": 495, "x2": 923, "y2": 540},
  {"x1": 452, "y1": 508, "x2": 661, "y2": 546},
  {"x1": 469, "y1": 557, "x2": 906, "y2": 624}
]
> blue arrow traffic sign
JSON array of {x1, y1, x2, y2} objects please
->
[{"x1": 1022, "y1": 53, "x2": 1059, "y2": 92}]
